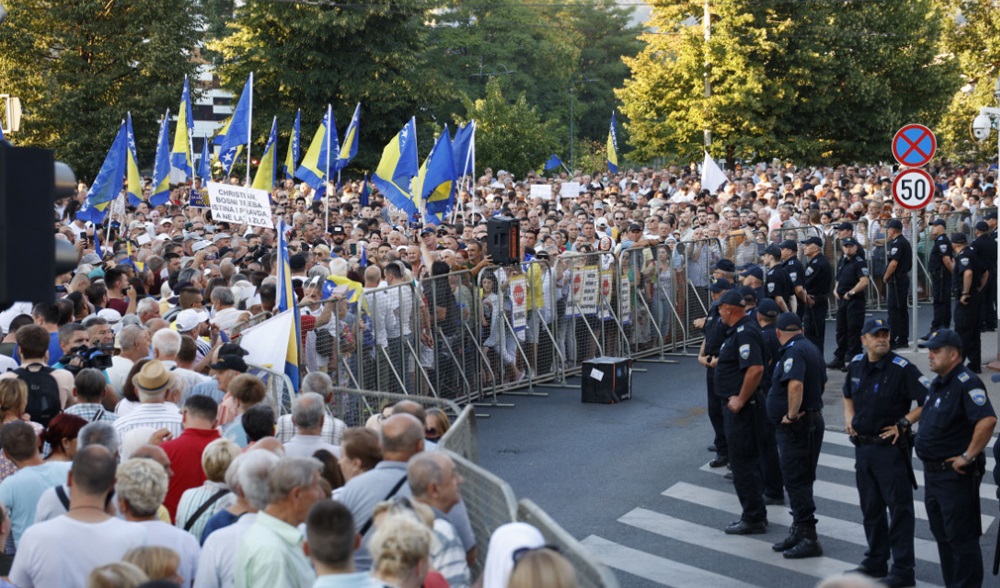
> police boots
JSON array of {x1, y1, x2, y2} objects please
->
[
  {"x1": 771, "y1": 524, "x2": 800, "y2": 552},
  {"x1": 782, "y1": 523, "x2": 823, "y2": 559}
]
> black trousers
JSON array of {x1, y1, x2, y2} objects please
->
[
  {"x1": 706, "y1": 367, "x2": 727, "y2": 457},
  {"x1": 886, "y1": 277, "x2": 909, "y2": 346},
  {"x1": 855, "y1": 443, "x2": 916, "y2": 581},
  {"x1": 803, "y1": 298, "x2": 828, "y2": 354},
  {"x1": 722, "y1": 392, "x2": 767, "y2": 524},
  {"x1": 834, "y1": 297, "x2": 865, "y2": 361},
  {"x1": 931, "y1": 275, "x2": 951, "y2": 330},
  {"x1": 776, "y1": 412, "x2": 824, "y2": 525},
  {"x1": 924, "y1": 467, "x2": 984, "y2": 588},
  {"x1": 981, "y1": 275, "x2": 997, "y2": 329},
  {"x1": 954, "y1": 293, "x2": 982, "y2": 371},
  {"x1": 761, "y1": 421, "x2": 784, "y2": 500}
]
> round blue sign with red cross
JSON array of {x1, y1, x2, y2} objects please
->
[{"x1": 892, "y1": 124, "x2": 936, "y2": 168}]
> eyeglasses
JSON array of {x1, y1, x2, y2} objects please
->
[{"x1": 512, "y1": 545, "x2": 561, "y2": 566}]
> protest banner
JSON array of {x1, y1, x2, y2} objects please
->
[
  {"x1": 529, "y1": 184, "x2": 552, "y2": 200},
  {"x1": 207, "y1": 182, "x2": 274, "y2": 228}
]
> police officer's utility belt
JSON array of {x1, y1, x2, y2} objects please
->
[
  {"x1": 850, "y1": 434, "x2": 891, "y2": 446},
  {"x1": 921, "y1": 460, "x2": 952, "y2": 472}
]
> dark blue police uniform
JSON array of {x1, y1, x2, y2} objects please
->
[
  {"x1": 885, "y1": 234, "x2": 912, "y2": 348},
  {"x1": 703, "y1": 301, "x2": 728, "y2": 461},
  {"x1": 765, "y1": 265, "x2": 794, "y2": 310},
  {"x1": 928, "y1": 232, "x2": 953, "y2": 331},
  {"x1": 803, "y1": 252, "x2": 833, "y2": 353},
  {"x1": 758, "y1": 319, "x2": 784, "y2": 502},
  {"x1": 767, "y1": 332, "x2": 826, "y2": 554},
  {"x1": 715, "y1": 314, "x2": 768, "y2": 530},
  {"x1": 832, "y1": 252, "x2": 868, "y2": 365},
  {"x1": 783, "y1": 256, "x2": 807, "y2": 314},
  {"x1": 972, "y1": 229, "x2": 997, "y2": 330},
  {"x1": 915, "y1": 360, "x2": 995, "y2": 588},
  {"x1": 844, "y1": 347, "x2": 927, "y2": 582},
  {"x1": 953, "y1": 244, "x2": 984, "y2": 372}
]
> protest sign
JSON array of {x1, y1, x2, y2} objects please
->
[
  {"x1": 207, "y1": 182, "x2": 273, "y2": 228},
  {"x1": 529, "y1": 184, "x2": 553, "y2": 200}
]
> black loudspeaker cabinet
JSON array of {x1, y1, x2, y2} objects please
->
[
  {"x1": 581, "y1": 356, "x2": 632, "y2": 404},
  {"x1": 487, "y1": 216, "x2": 520, "y2": 265},
  {"x1": 0, "y1": 144, "x2": 55, "y2": 305}
]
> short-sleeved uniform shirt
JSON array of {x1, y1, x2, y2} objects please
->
[
  {"x1": 714, "y1": 315, "x2": 765, "y2": 400},
  {"x1": 765, "y1": 265, "x2": 794, "y2": 303},
  {"x1": 887, "y1": 235, "x2": 913, "y2": 279},
  {"x1": 804, "y1": 254, "x2": 833, "y2": 298},
  {"x1": 837, "y1": 254, "x2": 869, "y2": 297},
  {"x1": 928, "y1": 234, "x2": 953, "y2": 275},
  {"x1": 766, "y1": 334, "x2": 826, "y2": 424},
  {"x1": 915, "y1": 364, "x2": 996, "y2": 461},
  {"x1": 703, "y1": 301, "x2": 725, "y2": 357},
  {"x1": 952, "y1": 247, "x2": 985, "y2": 295},
  {"x1": 783, "y1": 257, "x2": 806, "y2": 291},
  {"x1": 843, "y1": 352, "x2": 927, "y2": 436}
]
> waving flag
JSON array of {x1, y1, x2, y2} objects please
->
[
  {"x1": 216, "y1": 73, "x2": 253, "y2": 177},
  {"x1": 171, "y1": 75, "x2": 195, "y2": 181},
  {"x1": 197, "y1": 138, "x2": 211, "y2": 180},
  {"x1": 125, "y1": 113, "x2": 142, "y2": 206},
  {"x1": 335, "y1": 103, "x2": 361, "y2": 172},
  {"x1": 607, "y1": 111, "x2": 619, "y2": 174},
  {"x1": 295, "y1": 105, "x2": 338, "y2": 191},
  {"x1": 701, "y1": 151, "x2": 728, "y2": 194},
  {"x1": 413, "y1": 126, "x2": 456, "y2": 223},
  {"x1": 275, "y1": 219, "x2": 300, "y2": 389},
  {"x1": 252, "y1": 116, "x2": 279, "y2": 193},
  {"x1": 452, "y1": 121, "x2": 475, "y2": 178},
  {"x1": 359, "y1": 174, "x2": 370, "y2": 208},
  {"x1": 283, "y1": 109, "x2": 301, "y2": 180},
  {"x1": 78, "y1": 120, "x2": 127, "y2": 225},
  {"x1": 544, "y1": 154, "x2": 563, "y2": 171},
  {"x1": 372, "y1": 117, "x2": 419, "y2": 219},
  {"x1": 150, "y1": 110, "x2": 172, "y2": 207}
]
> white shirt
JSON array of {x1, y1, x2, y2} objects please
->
[
  {"x1": 283, "y1": 435, "x2": 341, "y2": 459},
  {"x1": 138, "y1": 519, "x2": 201, "y2": 588},
  {"x1": 0, "y1": 354, "x2": 17, "y2": 374},
  {"x1": 196, "y1": 513, "x2": 257, "y2": 588},
  {"x1": 114, "y1": 403, "x2": 183, "y2": 459},
  {"x1": 105, "y1": 356, "x2": 135, "y2": 396},
  {"x1": 9, "y1": 516, "x2": 147, "y2": 588},
  {"x1": 275, "y1": 414, "x2": 346, "y2": 446}
]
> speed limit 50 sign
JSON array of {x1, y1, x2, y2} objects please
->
[{"x1": 892, "y1": 168, "x2": 935, "y2": 210}]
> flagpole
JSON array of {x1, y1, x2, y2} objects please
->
[
  {"x1": 185, "y1": 75, "x2": 195, "y2": 185},
  {"x1": 325, "y1": 104, "x2": 331, "y2": 231},
  {"x1": 244, "y1": 72, "x2": 253, "y2": 188}
]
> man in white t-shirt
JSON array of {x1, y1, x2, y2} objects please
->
[{"x1": 10, "y1": 445, "x2": 147, "y2": 588}]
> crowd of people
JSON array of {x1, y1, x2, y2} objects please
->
[{"x1": 0, "y1": 159, "x2": 997, "y2": 586}]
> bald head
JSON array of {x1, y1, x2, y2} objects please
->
[
  {"x1": 131, "y1": 445, "x2": 170, "y2": 471},
  {"x1": 391, "y1": 400, "x2": 427, "y2": 425},
  {"x1": 70, "y1": 445, "x2": 117, "y2": 497},
  {"x1": 364, "y1": 265, "x2": 382, "y2": 286},
  {"x1": 380, "y1": 414, "x2": 424, "y2": 461}
]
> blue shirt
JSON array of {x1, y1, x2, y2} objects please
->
[
  {"x1": 843, "y1": 352, "x2": 927, "y2": 436},
  {"x1": 0, "y1": 461, "x2": 72, "y2": 546},
  {"x1": 201, "y1": 509, "x2": 243, "y2": 545},
  {"x1": 766, "y1": 334, "x2": 826, "y2": 424},
  {"x1": 915, "y1": 364, "x2": 996, "y2": 461}
]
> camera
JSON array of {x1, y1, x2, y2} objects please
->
[
  {"x1": 972, "y1": 112, "x2": 993, "y2": 141},
  {"x1": 58, "y1": 345, "x2": 113, "y2": 375}
]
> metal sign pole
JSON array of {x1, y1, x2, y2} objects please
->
[{"x1": 911, "y1": 209, "x2": 919, "y2": 353}]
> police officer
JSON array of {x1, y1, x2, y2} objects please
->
[
  {"x1": 972, "y1": 220, "x2": 997, "y2": 331},
  {"x1": 740, "y1": 265, "x2": 766, "y2": 303},
  {"x1": 921, "y1": 219, "x2": 953, "y2": 338},
  {"x1": 763, "y1": 244, "x2": 794, "y2": 313},
  {"x1": 802, "y1": 236, "x2": 833, "y2": 354},
  {"x1": 843, "y1": 318, "x2": 927, "y2": 587},
  {"x1": 766, "y1": 312, "x2": 826, "y2": 559},
  {"x1": 741, "y1": 286, "x2": 759, "y2": 317},
  {"x1": 779, "y1": 240, "x2": 808, "y2": 315},
  {"x1": 697, "y1": 279, "x2": 734, "y2": 468},
  {"x1": 714, "y1": 289, "x2": 769, "y2": 534},
  {"x1": 834, "y1": 222, "x2": 866, "y2": 260},
  {"x1": 756, "y1": 299, "x2": 786, "y2": 506},
  {"x1": 883, "y1": 219, "x2": 912, "y2": 349},
  {"x1": 952, "y1": 233, "x2": 987, "y2": 373},
  {"x1": 915, "y1": 329, "x2": 997, "y2": 588},
  {"x1": 828, "y1": 237, "x2": 869, "y2": 371}
]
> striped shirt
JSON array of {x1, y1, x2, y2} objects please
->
[
  {"x1": 65, "y1": 402, "x2": 117, "y2": 423},
  {"x1": 275, "y1": 413, "x2": 346, "y2": 445},
  {"x1": 175, "y1": 481, "x2": 235, "y2": 543},
  {"x1": 114, "y1": 403, "x2": 183, "y2": 455}
]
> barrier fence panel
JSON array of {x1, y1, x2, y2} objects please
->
[
  {"x1": 437, "y1": 404, "x2": 479, "y2": 464},
  {"x1": 477, "y1": 264, "x2": 534, "y2": 393},
  {"x1": 517, "y1": 499, "x2": 621, "y2": 588},
  {"x1": 422, "y1": 269, "x2": 480, "y2": 403},
  {"x1": 554, "y1": 251, "x2": 624, "y2": 376},
  {"x1": 246, "y1": 363, "x2": 297, "y2": 415},
  {"x1": 443, "y1": 449, "x2": 519, "y2": 578},
  {"x1": 326, "y1": 386, "x2": 462, "y2": 430},
  {"x1": 679, "y1": 238, "x2": 719, "y2": 352}
]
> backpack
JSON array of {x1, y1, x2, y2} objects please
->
[{"x1": 14, "y1": 364, "x2": 62, "y2": 428}]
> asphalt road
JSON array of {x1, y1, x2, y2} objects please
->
[{"x1": 476, "y1": 306, "x2": 1000, "y2": 588}]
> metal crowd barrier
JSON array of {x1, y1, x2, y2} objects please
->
[
  {"x1": 438, "y1": 405, "x2": 479, "y2": 464},
  {"x1": 325, "y1": 386, "x2": 462, "y2": 430},
  {"x1": 517, "y1": 499, "x2": 621, "y2": 588},
  {"x1": 246, "y1": 362, "x2": 297, "y2": 415}
]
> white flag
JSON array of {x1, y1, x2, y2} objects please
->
[
  {"x1": 701, "y1": 152, "x2": 728, "y2": 194},
  {"x1": 237, "y1": 309, "x2": 293, "y2": 372}
]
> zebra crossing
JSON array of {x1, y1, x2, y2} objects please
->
[{"x1": 581, "y1": 430, "x2": 999, "y2": 588}]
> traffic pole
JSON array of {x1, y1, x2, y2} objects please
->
[{"x1": 911, "y1": 209, "x2": 918, "y2": 353}]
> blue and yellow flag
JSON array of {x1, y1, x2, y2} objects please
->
[
  {"x1": 283, "y1": 109, "x2": 301, "y2": 180},
  {"x1": 372, "y1": 117, "x2": 419, "y2": 219},
  {"x1": 78, "y1": 120, "x2": 128, "y2": 225},
  {"x1": 217, "y1": 73, "x2": 253, "y2": 176},
  {"x1": 252, "y1": 116, "x2": 279, "y2": 193},
  {"x1": 414, "y1": 126, "x2": 456, "y2": 223},
  {"x1": 171, "y1": 75, "x2": 195, "y2": 180},
  {"x1": 276, "y1": 219, "x2": 300, "y2": 390},
  {"x1": 451, "y1": 121, "x2": 475, "y2": 177},
  {"x1": 295, "y1": 105, "x2": 338, "y2": 191},
  {"x1": 359, "y1": 174, "x2": 370, "y2": 207},
  {"x1": 125, "y1": 112, "x2": 142, "y2": 206},
  {"x1": 606, "y1": 111, "x2": 619, "y2": 174},
  {"x1": 197, "y1": 137, "x2": 211, "y2": 180},
  {"x1": 336, "y1": 103, "x2": 361, "y2": 172},
  {"x1": 150, "y1": 109, "x2": 172, "y2": 207}
]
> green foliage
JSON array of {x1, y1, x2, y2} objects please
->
[
  {"x1": 0, "y1": 0, "x2": 200, "y2": 179},
  {"x1": 208, "y1": 0, "x2": 449, "y2": 174},
  {"x1": 618, "y1": 0, "x2": 959, "y2": 165},
  {"x1": 458, "y1": 79, "x2": 560, "y2": 177},
  {"x1": 937, "y1": 0, "x2": 1000, "y2": 161}
]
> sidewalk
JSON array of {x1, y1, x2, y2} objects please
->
[{"x1": 822, "y1": 304, "x2": 999, "y2": 432}]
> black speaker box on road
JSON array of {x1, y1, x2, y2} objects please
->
[{"x1": 581, "y1": 356, "x2": 632, "y2": 404}]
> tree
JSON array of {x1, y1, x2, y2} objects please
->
[
  {"x1": 207, "y1": 0, "x2": 449, "y2": 174},
  {"x1": 937, "y1": 0, "x2": 1000, "y2": 161},
  {"x1": 458, "y1": 79, "x2": 560, "y2": 177},
  {"x1": 0, "y1": 0, "x2": 201, "y2": 179},
  {"x1": 617, "y1": 0, "x2": 958, "y2": 165}
]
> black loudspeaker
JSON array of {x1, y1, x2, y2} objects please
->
[
  {"x1": 0, "y1": 144, "x2": 56, "y2": 306},
  {"x1": 581, "y1": 357, "x2": 632, "y2": 404},
  {"x1": 487, "y1": 216, "x2": 520, "y2": 265}
]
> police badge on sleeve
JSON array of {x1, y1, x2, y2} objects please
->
[
  {"x1": 969, "y1": 389, "x2": 987, "y2": 406},
  {"x1": 783, "y1": 358, "x2": 794, "y2": 373},
  {"x1": 739, "y1": 344, "x2": 750, "y2": 360}
]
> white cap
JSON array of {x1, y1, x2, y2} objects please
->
[
  {"x1": 174, "y1": 308, "x2": 209, "y2": 333},
  {"x1": 191, "y1": 240, "x2": 213, "y2": 253},
  {"x1": 159, "y1": 218, "x2": 173, "y2": 226}
]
